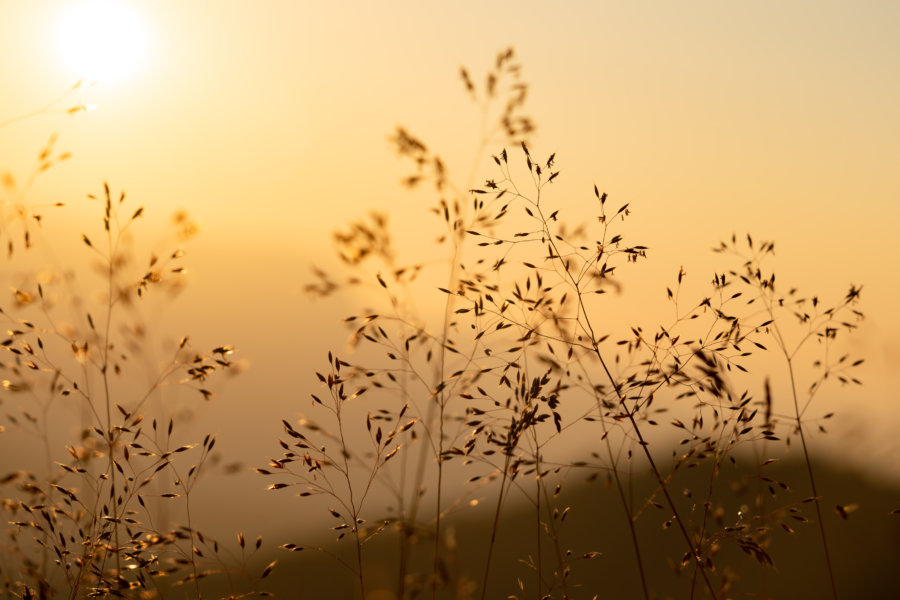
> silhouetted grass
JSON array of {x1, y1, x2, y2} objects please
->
[
  {"x1": 0, "y1": 121, "x2": 271, "y2": 598},
  {"x1": 263, "y1": 49, "x2": 869, "y2": 600},
  {"x1": 1, "y1": 49, "x2": 879, "y2": 600}
]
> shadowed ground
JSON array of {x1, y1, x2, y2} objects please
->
[{"x1": 224, "y1": 457, "x2": 900, "y2": 599}]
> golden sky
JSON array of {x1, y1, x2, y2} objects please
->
[{"x1": 2, "y1": 0, "x2": 899, "y2": 537}]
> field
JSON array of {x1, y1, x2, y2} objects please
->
[{"x1": 2, "y1": 6, "x2": 899, "y2": 598}]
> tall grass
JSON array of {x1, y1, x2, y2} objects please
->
[
  {"x1": 265, "y1": 48, "x2": 865, "y2": 600},
  {"x1": 0, "y1": 49, "x2": 869, "y2": 599},
  {"x1": 0, "y1": 117, "x2": 272, "y2": 598}
]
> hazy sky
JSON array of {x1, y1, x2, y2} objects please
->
[{"x1": 1, "y1": 0, "x2": 898, "y2": 538}]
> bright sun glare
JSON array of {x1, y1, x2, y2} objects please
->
[{"x1": 57, "y1": 1, "x2": 148, "y2": 83}]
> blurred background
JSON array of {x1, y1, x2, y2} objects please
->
[{"x1": 1, "y1": 1, "x2": 898, "y2": 595}]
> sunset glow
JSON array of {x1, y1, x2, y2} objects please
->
[
  {"x1": 56, "y1": 1, "x2": 148, "y2": 83},
  {"x1": 2, "y1": 2, "x2": 899, "y2": 598}
]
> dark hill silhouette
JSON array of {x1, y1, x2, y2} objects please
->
[{"x1": 245, "y1": 457, "x2": 899, "y2": 599}]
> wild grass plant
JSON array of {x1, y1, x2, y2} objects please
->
[
  {"x1": 0, "y1": 50, "x2": 873, "y2": 599},
  {"x1": 0, "y1": 112, "x2": 272, "y2": 598},
  {"x1": 262, "y1": 49, "x2": 866, "y2": 599}
]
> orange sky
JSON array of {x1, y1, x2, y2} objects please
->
[{"x1": 1, "y1": 0, "x2": 899, "y2": 539}]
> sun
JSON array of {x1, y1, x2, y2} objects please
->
[{"x1": 57, "y1": 1, "x2": 149, "y2": 83}]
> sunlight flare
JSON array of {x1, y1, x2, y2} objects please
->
[{"x1": 56, "y1": 1, "x2": 148, "y2": 83}]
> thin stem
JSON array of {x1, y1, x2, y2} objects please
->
[
  {"x1": 355, "y1": 524, "x2": 366, "y2": 600},
  {"x1": 763, "y1": 288, "x2": 839, "y2": 600},
  {"x1": 537, "y1": 468, "x2": 571, "y2": 600},
  {"x1": 183, "y1": 484, "x2": 202, "y2": 598},
  {"x1": 101, "y1": 195, "x2": 122, "y2": 585},
  {"x1": 537, "y1": 203, "x2": 719, "y2": 600},
  {"x1": 533, "y1": 432, "x2": 543, "y2": 598},
  {"x1": 611, "y1": 452, "x2": 649, "y2": 600},
  {"x1": 396, "y1": 377, "x2": 411, "y2": 600},
  {"x1": 336, "y1": 399, "x2": 367, "y2": 600},
  {"x1": 479, "y1": 455, "x2": 511, "y2": 600},
  {"x1": 594, "y1": 340, "x2": 718, "y2": 598},
  {"x1": 432, "y1": 224, "x2": 463, "y2": 598},
  {"x1": 786, "y1": 358, "x2": 838, "y2": 599},
  {"x1": 0, "y1": 83, "x2": 82, "y2": 129},
  {"x1": 690, "y1": 424, "x2": 733, "y2": 599},
  {"x1": 432, "y1": 397, "x2": 445, "y2": 599},
  {"x1": 573, "y1": 358, "x2": 649, "y2": 600}
]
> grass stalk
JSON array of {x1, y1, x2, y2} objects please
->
[
  {"x1": 760, "y1": 274, "x2": 840, "y2": 600},
  {"x1": 785, "y1": 358, "x2": 838, "y2": 599},
  {"x1": 479, "y1": 454, "x2": 512, "y2": 600},
  {"x1": 101, "y1": 187, "x2": 122, "y2": 585},
  {"x1": 537, "y1": 203, "x2": 720, "y2": 600}
]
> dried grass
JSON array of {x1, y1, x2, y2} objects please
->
[
  {"x1": 266, "y1": 48, "x2": 866, "y2": 600},
  {"x1": 0, "y1": 131, "x2": 271, "y2": 598},
  {"x1": 1, "y1": 49, "x2": 872, "y2": 600}
]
